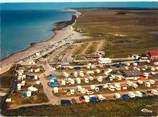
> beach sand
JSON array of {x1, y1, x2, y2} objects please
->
[{"x1": 0, "y1": 10, "x2": 85, "y2": 74}]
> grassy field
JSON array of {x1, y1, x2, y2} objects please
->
[
  {"x1": 74, "y1": 9, "x2": 158, "y2": 57},
  {"x1": 2, "y1": 96, "x2": 158, "y2": 116}
]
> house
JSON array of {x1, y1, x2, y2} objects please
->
[
  {"x1": 98, "y1": 58, "x2": 112, "y2": 64},
  {"x1": 148, "y1": 50, "x2": 158, "y2": 61}
]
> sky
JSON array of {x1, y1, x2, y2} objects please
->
[
  {"x1": 1, "y1": 0, "x2": 158, "y2": 3},
  {"x1": 1, "y1": 2, "x2": 158, "y2": 10}
]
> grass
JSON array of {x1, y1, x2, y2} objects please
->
[
  {"x1": 74, "y1": 9, "x2": 158, "y2": 58},
  {"x1": 0, "y1": 67, "x2": 15, "y2": 88},
  {"x1": 2, "y1": 96, "x2": 158, "y2": 116}
]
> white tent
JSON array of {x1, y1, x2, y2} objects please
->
[{"x1": 28, "y1": 86, "x2": 38, "y2": 92}]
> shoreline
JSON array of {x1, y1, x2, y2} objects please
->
[{"x1": 0, "y1": 9, "x2": 81, "y2": 74}]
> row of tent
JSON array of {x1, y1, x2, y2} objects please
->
[{"x1": 60, "y1": 89, "x2": 158, "y2": 105}]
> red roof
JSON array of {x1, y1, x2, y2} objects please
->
[
  {"x1": 139, "y1": 76, "x2": 148, "y2": 80},
  {"x1": 148, "y1": 50, "x2": 158, "y2": 56}
]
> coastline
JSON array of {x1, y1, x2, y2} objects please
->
[{"x1": 0, "y1": 9, "x2": 81, "y2": 74}]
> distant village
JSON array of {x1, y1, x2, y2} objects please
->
[{"x1": 4, "y1": 50, "x2": 158, "y2": 108}]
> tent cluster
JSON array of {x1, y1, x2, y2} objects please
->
[{"x1": 15, "y1": 66, "x2": 41, "y2": 98}]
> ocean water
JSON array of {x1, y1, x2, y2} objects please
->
[
  {"x1": 1, "y1": 9, "x2": 74, "y2": 59},
  {"x1": 1, "y1": 2, "x2": 158, "y2": 60}
]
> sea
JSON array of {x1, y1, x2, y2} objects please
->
[{"x1": 0, "y1": 2, "x2": 158, "y2": 60}]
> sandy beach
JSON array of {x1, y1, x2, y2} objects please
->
[{"x1": 0, "y1": 10, "x2": 82, "y2": 74}]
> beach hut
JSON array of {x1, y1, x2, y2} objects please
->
[
  {"x1": 73, "y1": 71, "x2": 78, "y2": 77},
  {"x1": 79, "y1": 96, "x2": 85, "y2": 102},
  {"x1": 135, "y1": 91, "x2": 143, "y2": 97},
  {"x1": 70, "y1": 89, "x2": 75, "y2": 95},
  {"x1": 110, "y1": 70, "x2": 118, "y2": 74},
  {"x1": 22, "y1": 91, "x2": 32, "y2": 97},
  {"x1": 125, "y1": 66, "x2": 129, "y2": 70},
  {"x1": 121, "y1": 94, "x2": 129, "y2": 100},
  {"x1": 84, "y1": 78, "x2": 89, "y2": 84},
  {"x1": 21, "y1": 81, "x2": 26, "y2": 86},
  {"x1": 90, "y1": 96, "x2": 97, "y2": 103},
  {"x1": 77, "y1": 85, "x2": 82, "y2": 92},
  {"x1": 137, "y1": 80, "x2": 144, "y2": 85},
  {"x1": 103, "y1": 84, "x2": 108, "y2": 89},
  {"x1": 149, "y1": 80, "x2": 155, "y2": 84},
  {"x1": 63, "y1": 72, "x2": 69, "y2": 78},
  {"x1": 145, "y1": 82, "x2": 151, "y2": 87},
  {"x1": 133, "y1": 62, "x2": 138, "y2": 66},
  {"x1": 70, "y1": 79, "x2": 75, "y2": 85},
  {"x1": 86, "y1": 63, "x2": 91, "y2": 69},
  {"x1": 114, "y1": 83, "x2": 121, "y2": 90},
  {"x1": 95, "y1": 87, "x2": 100, "y2": 92},
  {"x1": 34, "y1": 68, "x2": 40, "y2": 73},
  {"x1": 34, "y1": 75, "x2": 38, "y2": 80},
  {"x1": 76, "y1": 78, "x2": 81, "y2": 84},
  {"x1": 48, "y1": 74, "x2": 57, "y2": 79},
  {"x1": 151, "y1": 89, "x2": 158, "y2": 95},
  {"x1": 79, "y1": 71, "x2": 84, "y2": 77},
  {"x1": 97, "y1": 76, "x2": 103, "y2": 83},
  {"x1": 89, "y1": 76, "x2": 94, "y2": 81},
  {"x1": 127, "y1": 81, "x2": 133, "y2": 86},
  {"x1": 28, "y1": 86, "x2": 38, "y2": 92},
  {"x1": 151, "y1": 67, "x2": 156, "y2": 71},
  {"x1": 154, "y1": 62, "x2": 158, "y2": 65},
  {"x1": 97, "y1": 94, "x2": 105, "y2": 101},
  {"x1": 61, "y1": 80, "x2": 66, "y2": 86},
  {"x1": 96, "y1": 69, "x2": 101, "y2": 74},
  {"x1": 86, "y1": 70, "x2": 94, "y2": 75},
  {"x1": 91, "y1": 64, "x2": 96, "y2": 69},
  {"x1": 108, "y1": 85, "x2": 115, "y2": 91},
  {"x1": 53, "y1": 87, "x2": 59, "y2": 93},
  {"x1": 49, "y1": 79, "x2": 58, "y2": 88},
  {"x1": 128, "y1": 92, "x2": 135, "y2": 98},
  {"x1": 112, "y1": 63, "x2": 124, "y2": 67},
  {"x1": 36, "y1": 80, "x2": 41, "y2": 85},
  {"x1": 132, "y1": 83, "x2": 138, "y2": 89},
  {"x1": 105, "y1": 77, "x2": 113, "y2": 81},
  {"x1": 90, "y1": 85, "x2": 96, "y2": 90},
  {"x1": 57, "y1": 66, "x2": 65, "y2": 71},
  {"x1": 26, "y1": 76, "x2": 34, "y2": 80},
  {"x1": 6, "y1": 98, "x2": 12, "y2": 103},
  {"x1": 60, "y1": 100, "x2": 72, "y2": 106},
  {"x1": 73, "y1": 67, "x2": 81, "y2": 70},
  {"x1": 84, "y1": 96, "x2": 90, "y2": 102},
  {"x1": 17, "y1": 83, "x2": 22, "y2": 90},
  {"x1": 143, "y1": 72, "x2": 149, "y2": 78},
  {"x1": 122, "y1": 86, "x2": 127, "y2": 90},
  {"x1": 114, "y1": 93, "x2": 121, "y2": 99},
  {"x1": 81, "y1": 88, "x2": 86, "y2": 94}
]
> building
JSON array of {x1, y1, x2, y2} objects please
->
[
  {"x1": 148, "y1": 50, "x2": 158, "y2": 61},
  {"x1": 98, "y1": 58, "x2": 112, "y2": 64}
]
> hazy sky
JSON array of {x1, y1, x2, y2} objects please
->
[{"x1": 1, "y1": 0, "x2": 158, "y2": 3}]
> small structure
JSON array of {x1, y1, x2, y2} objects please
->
[
  {"x1": 6, "y1": 98, "x2": 12, "y2": 102},
  {"x1": 53, "y1": 87, "x2": 59, "y2": 93},
  {"x1": 148, "y1": 50, "x2": 158, "y2": 61},
  {"x1": 28, "y1": 86, "x2": 38, "y2": 92},
  {"x1": 48, "y1": 74, "x2": 57, "y2": 79},
  {"x1": 60, "y1": 100, "x2": 72, "y2": 106},
  {"x1": 98, "y1": 58, "x2": 112, "y2": 64},
  {"x1": 22, "y1": 91, "x2": 32, "y2": 97}
]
